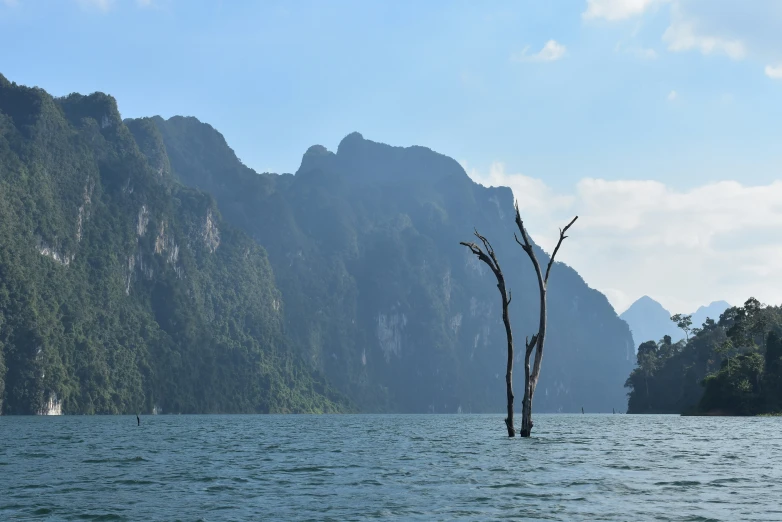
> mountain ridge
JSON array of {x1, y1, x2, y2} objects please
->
[
  {"x1": 0, "y1": 75, "x2": 347, "y2": 414},
  {"x1": 621, "y1": 295, "x2": 732, "y2": 349},
  {"x1": 0, "y1": 74, "x2": 639, "y2": 414},
  {"x1": 144, "y1": 114, "x2": 636, "y2": 413}
]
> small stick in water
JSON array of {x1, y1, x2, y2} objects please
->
[{"x1": 137, "y1": 414, "x2": 140, "y2": 426}]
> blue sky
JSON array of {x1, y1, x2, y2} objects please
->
[{"x1": 1, "y1": 0, "x2": 781, "y2": 313}]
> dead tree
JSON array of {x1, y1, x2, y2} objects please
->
[
  {"x1": 514, "y1": 203, "x2": 577, "y2": 437},
  {"x1": 460, "y1": 230, "x2": 516, "y2": 437}
]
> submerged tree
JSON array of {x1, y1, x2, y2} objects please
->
[
  {"x1": 460, "y1": 206, "x2": 577, "y2": 437},
  {"x1": 460, "y1": 231, "x2": 516, "y2": 437},
  {"x1": 514, "y1": 203, "x2": 578, "y2": 437}
]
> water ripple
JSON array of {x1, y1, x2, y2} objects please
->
[{"x1": 1, "y1": 414, "x2": 781, "y2": 520}]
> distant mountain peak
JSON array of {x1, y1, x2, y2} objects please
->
[
  {"x1": 326, "y1": 132, "x2": 469, "y2": 185},
  {"x1": 297, "y1": 144, "x2": 336, "y2": 175},
  {"x1": 624, "y1": 295, "x2": 670, "y2": 314},
  {"x1": 621, "y1": 296, "x2": 733, "y2": 350},
  {"x1": 696, "y1": 300, "x2": 731, "y2": 311},
  {"x1": 58, "y1": 91, "x2": 123, "y2": 131},
  {"x1": 691, "y1": 300, "x2": 731, "y2": 328},
  {"x1": 620, "y1": 296, "x2": 678, "y2": 349},
  {"x1": 338, "y1": 131, "x2": 364, "y2": 146},
  {"x1": 304, "y1": 144, "x2": 332, "y2": 156}
]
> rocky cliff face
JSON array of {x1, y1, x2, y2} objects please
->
[
  {"x1": 0, "y1": 76, "x2": 347, "y2": 415},
  {"x1": 149, "y1": 119, "x2": 636, "y2": 413}
]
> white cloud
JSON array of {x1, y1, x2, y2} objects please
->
[
  {"x1": 71, "y1": 0, "x2": 161, "y2": 11},
  {"x1": 664, "y1": 1, "x2": 782, "y2": 63},
  {"x1": 466, "y1": 164, "x2": 782, "y2": 315},
  {"x1": 76, "y1": 0, "x2": 113, "y2": 11},
  {"x1": 631, "y1": 47, "x2": 658, "y2": 60},
  {"x1": 461, "y1": 162, "x2": 574, "y2": 217},
  {"x1": 587, "y1": 1, "x2": 782, "y2": 65},
  {"x1": 136, "y1": 0, "x2": 165, "y2": 7},
  {"x1": 2, "y1": 0, "x2": 19, "y2": 7},
  {"x1": 615, "y1": 42, "x2": 659, "y2": 60},
  {"x1": 766, "y1": 64, "x2": 782, "y2": 79},
  {"x1": 583, "y1": 0, "x2": 669, "y2": 21},
  {"x1": 511, "y1": 40, "x2": 567, "y2": 63},
  {"x1": 662, "y1": 6, "x2": 746, "y2": 60},
  {"x1": 667, "y1": 90, "x2": 677, "y2": 100},
  {"x1": 72, "y1": 0, "x2": 162, "y2": 11}
]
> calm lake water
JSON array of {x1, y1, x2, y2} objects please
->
[{"x1": 1, "y1": 414, "x2": 781, "y2": 521}]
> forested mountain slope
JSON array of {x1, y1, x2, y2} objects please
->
[
  {"x1": 0, "y1": 76, "x2": 346, "y2": 414},
  {"x1": 626, "y1": 298, "x2": 782, "y2": 415},
  {"x1": 146, "y1": 117, "x2": 636, "y2": 413}
]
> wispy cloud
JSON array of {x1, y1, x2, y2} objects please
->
[
  {"x1": 461, "y1": 162, "x2": 574, "y2": 217},
  {"x1": 511, "y1": 40, "x2": 567, "y2": 63},
  {"x1": 586, "y1": 1, "x2": 779, "y2": 67},
  {"x1": 667, "y1": 90, "x2": 677, "y2": 101},
  {"x1": 662, "y1": 6, "x2": 746, "y2": 60},
  {"x1": 615, "y1": 42, "x2": 658, "y2": 60},
  {"x1": 76, "y1": 0, "x2": 114, "y2": 11},
  {"x1": 630, "y1": 47, "x2": 658, "y2": 60},
  {"x1": 766, "y1": 64, "x2": 782, "y2": 79},
  {"x1": 583, "y1": 0, "x2": 669, "y2": 21},
  {"x1": 73, "y1": 0, "x2": 161, "y2": 12},
  {"x1": 136, "y1": 0, "x2": 166, "y2": 8},
  {"x1": 8, "y1": 0, "x2": 159, "y2": 10}
]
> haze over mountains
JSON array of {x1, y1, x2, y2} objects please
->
[
  {"x1": 1, "y1": 76, "x2": 635, "y2": 414},
  {"x1": 149, "y1": 116, "x2": 637, "y2": 413},
  {"x1": 620, "y1": 296, "x2": 731, "y2": 349}
]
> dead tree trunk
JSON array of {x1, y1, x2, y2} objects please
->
[
  {"x1": 514, "y1": 203, "x2": 577, "y2": 437},
  {"x1": 460, "y1": 230, "x2": 515, "y2": 437}
]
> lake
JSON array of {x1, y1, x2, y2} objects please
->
[{"x1": 1, "y1": 414, "x2": 781, "y2": 521}]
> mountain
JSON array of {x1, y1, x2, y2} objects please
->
[
  {"x1": 0, "y1": 75, "x2": 346, "y2": 414},
  {"x1": 625, "y1": 298, "x2": 782, "y2": 414},
  {"x1": 621, "y1": 296, "x2": 732, "y2": 350},
  {"x1": 0, "y1": 74, "x2": 639, "y2": 415},
  {"x1": 691, "y1": 301, "x2": 731, "y2": 332},
  {"x1": 142, "y1": 117, "x2": 637, "y2": 413},
  {"x1": 620, "y1": 296, "x2": 681, "y2": 348}
]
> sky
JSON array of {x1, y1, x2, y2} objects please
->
[{"x1": 1, "y1": 0, "x2": 780, "y2": 315}]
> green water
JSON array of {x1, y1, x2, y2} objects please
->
[{"x1": 1, "y1": 414, "x2": 780, "y2": 520}]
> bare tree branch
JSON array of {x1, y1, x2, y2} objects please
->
[
  {"x1": 459, "y1": 241, "x2": 498, "y2": 277},
  {"x1": 525, "y1": 333, "x2": 539, "y2": 357},
  {"x1": 514, "y1": 201, "x2": 577, "y2": 437},
  {"x1": 460, "y1": 230, "x2": 516, "y2": 437},
  {"x1": 544, "y1": 216, "x2": 578, "y2": 285}
]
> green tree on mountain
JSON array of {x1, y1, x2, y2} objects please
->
[
  {"x1": 0, "y1": 74, "x2": 348, "y2": 415},
  {"x1": 626, "y1": 297, "x2": 782, "y2": 415},
  {"x1": 671, "y1": 314, "x2": 693, "y2": 341}
]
